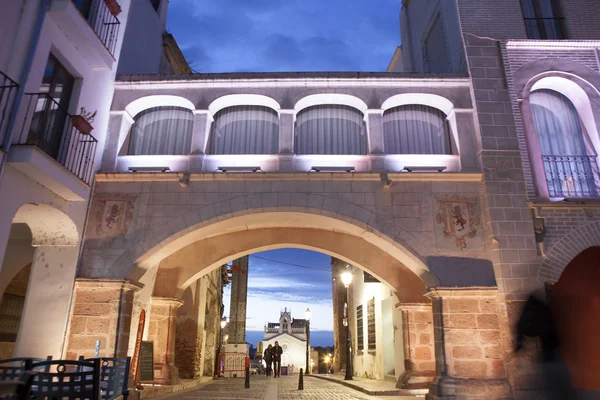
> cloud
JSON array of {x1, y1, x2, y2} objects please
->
[
  {"x1": 167, "y1": 0, "x2": 401, "y2": 72},
  {"x1": 223, "y1": 249, "x2": 335, "y2": 331}
]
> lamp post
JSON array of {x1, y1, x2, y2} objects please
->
[
  {"x1": 341, "y1": 270, "x2": 353, "y2": 381},
  {"x1": 215, "y1": 317, "x2": 227, "y2": 378},
  {"x1": 304, "y1": 308, "x2": 311, "y2": 375}
]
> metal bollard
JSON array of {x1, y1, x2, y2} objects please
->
[
  {"x1": 244, "y1": 366, "x2": 250, "y2": 388},
  {"x1": 298, "y1": 368, "x2": 304, "y2": 390}
]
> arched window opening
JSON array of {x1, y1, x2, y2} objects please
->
[
  {"x1": 295, "y1": 105, "x2": 366, "y2": 155},
  {"x1": 382, "y1": 105, "x2": 452, "y2": 155},
  {"x1": 208, "y1": 105, "x2": 279, "y2": 154},
  {"x1": 127, "y1": 106, "x2": 194, "y2": 155},
  {"x1": 531, "y1": 89, "x2": 599, "y2": 198}
]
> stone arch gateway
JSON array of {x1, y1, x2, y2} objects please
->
[{"x1": 66, "y1": 171, "x2": 512, "y2": 397}]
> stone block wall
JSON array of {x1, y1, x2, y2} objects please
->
[
  {"x1": 66, "y1": 279, "x2": 141, "y2": 359},
  {"x1": 426, "y1": 288, "x2": 512, "y2": 399},
  {"x1": 174, "y1": 282, "x2": 202, "y2": 379},
  {"x1": 331, "y1": 258, "x2": 347, "y2": 372},
  {"x1": 147, "y1": 297, "x2": 183, "y2": 385},
  {"x1": 399, "y1": 304, "x2": 435, "y2": 373}
]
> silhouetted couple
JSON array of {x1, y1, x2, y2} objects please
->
[{"x1": 263, "y1": 341, "x2": 283, "y2": 378}]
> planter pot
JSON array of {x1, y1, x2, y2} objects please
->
[
  {"x1": 105, "y1": 0, "x2": 122, "y2": 16},
  {"x1": 71, "y1": 115, "x2": 94, "y2": 135}
]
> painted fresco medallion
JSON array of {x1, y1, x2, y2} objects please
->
[
  {"x1": 435, "y1": 194, "x2": 483, "y2": 250},
  {"x1": 95, "y1": 194, "x2": 137, "y2": 243}
]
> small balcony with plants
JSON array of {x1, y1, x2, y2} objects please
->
[{"x1": 7, "y1": 93, "x2": 98, "y2": 201}]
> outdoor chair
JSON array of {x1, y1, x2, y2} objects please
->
[
  {"x1": 24, "y1": 358, "x2": 101, "y2": 400},
  {"x1": 77, "y1": 357, "x2": 130, "y2": 400},
  {"x1": 0, "y1": 357, "x2": 52, "y2": 383},
  {"x1": 0, "y1": 357, "x2": 52, "y2": 400}
]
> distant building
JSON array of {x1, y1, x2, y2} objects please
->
[
  {"x1": 262, "y1": 308, "x2": 309, "y2": 372},
  {"x1": 117, "y1": 0, "x2": 191, "y2": 74}
]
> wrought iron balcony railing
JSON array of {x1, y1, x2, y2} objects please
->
[
  {"x1": 542, "y1": 155, "x2": 600, "y2": 198},
  {"x1": 22, "y1": 93, "x2": 98, "y2": 184},
  {"x1": 0, "y1": 71, "x2": 19, "y2": 148},
  {"x1": 74, "y1": 0, "x2": 120, "y2": 56}
]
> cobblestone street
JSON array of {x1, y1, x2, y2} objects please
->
[{"x1": 160, "y1": 375, "x2": 420, "y2": 400}]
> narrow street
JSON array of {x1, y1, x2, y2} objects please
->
[{"x1": 159, "y1": 375, "x2": 420, "y2": 400}]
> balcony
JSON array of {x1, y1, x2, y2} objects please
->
[
  {"x1": 0, "y1": 71, "x2": 19, "y2": 147},
  {"x1": 74, "y1": 0, "x2": 120, "y2": 56},
  {"x1": 542, "y1": 155, "x2": 600, "y2": 198},
  {"x1": 48, "y1": 0, "x2": 120, "y2": 69},
  {"x1": 7, "y1": 93, "x2": 98, "y2": 200}
]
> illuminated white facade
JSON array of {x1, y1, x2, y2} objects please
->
[
  {"x1": 0, "y1": 0, "x2": 134, "y2": 360},
  {"x1": 102, "y1": 73, "x2": 478, "y2": 175}
]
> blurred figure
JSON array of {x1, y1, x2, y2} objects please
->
[{"x1": 515, "y1": 293, "x2": 577, "y2": 399}]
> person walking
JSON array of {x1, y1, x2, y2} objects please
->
[
  {"x1": 272, "y1": 341, "x2": 283, "y2": 378},
  {"x1": 263, "y1": 344, "x2": 273, "y2": 377}
]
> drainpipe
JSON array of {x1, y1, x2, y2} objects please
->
[{"x1": 0, "y1": 0, "x2": 51, "y2": 183}]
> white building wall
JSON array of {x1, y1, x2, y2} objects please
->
[
  {"x1": 348, "y1": 268, "x2": 405, "y2": 380},
  {"x1": 117, "y1": 0, "x2": 166, "y2": 75},
  {"x1": 0, "y1": 0, "x2": 136, "y2": 359},
  {"x1": 262, "y1": 334, "x2": 308, "y2": 373}
]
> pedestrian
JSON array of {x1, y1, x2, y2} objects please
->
[
  {"x1": 272, "y1": 341, "x2": 283, "y2": 378},
  {"x1": 515, "y1": 293, "x2": 576, "y2": 400},
  {"x1": 263, "y1": 344, "x2": 273, "y2": 377}
]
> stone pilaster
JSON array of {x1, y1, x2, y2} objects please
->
[
  {"x1": 331, "y1": 258, "x2": 347, "y2": 372},
  {"x1": 66, "y1": 279, "x2": 143, "y2": 360},
  {"x1": 396, "y1": 303, "x2": 435, "y2": 390},
  {"x1": 148, "y1": 297, "x2": 184, "y2": 385},
  {"x1": 228, "y1": 256, "x2": 248, "y2": 344},
  {"x1": 425, "y1": 288, "x2": 513, "y2": 400}
]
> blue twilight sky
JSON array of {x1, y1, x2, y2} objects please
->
[
  {"x1": 166, "y1": 0, "x2": 402, "y2": 73},
  {"x1": 223, "y1": 249, "x2": 335, "y2": 347}
]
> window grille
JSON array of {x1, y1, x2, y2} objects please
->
[
  {"x1": 356, "y1": 305, "x2": 364, "y2": 351},
  {"x1": 367, "y1": 299, "x2": 376, "y2": 351}
]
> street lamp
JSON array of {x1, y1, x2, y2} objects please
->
[
  {"x1": 215, "y1": 317, "x2": 227, "y2": 378},
  {"x1": 341, "y1": 269, "x2": 353, "y2": 381},
  {"x1": 304, "y1": 308, "x2": 311, "y2": 375}
]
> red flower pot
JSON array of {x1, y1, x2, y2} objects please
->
[
  {"x1": 104, "y1": 0, "x2": 122, "y2": 16},
  {"x1": 71, "y1": 115, "x2": 94, "y2": 135}
]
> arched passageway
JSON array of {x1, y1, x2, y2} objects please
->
[
  {"x1": 552, "y1": 246, "x2": 600, "y2": 392},
  {"x1": 69, "y1": 207, "x2": 509, "y2": 397},
  {"x1": 0, "y1": 202, "x2": 80, "y2": 359}
]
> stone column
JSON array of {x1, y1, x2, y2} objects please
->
[
  {"x1": 228, "y1": 256, "x2": 248, "y2": 344},
  {"x1": 175, "y1": 278, "x2": 208, "y2": 379},
  {"x1": 278, "y1": 111, "x2": 295, "y2": 172},
  {"x1": 148, "y1": 297, "x2": 184, "y2": 385},
  {"x1": 278, "y1": 111, "x2": 294, "y2": 155},
  {"x1": 366, "y1": 111, "x2": 385, "y2": 171},
  {"x1": 396, "y1": 303, "x2": 435, "y2": 390},
  {"x1": 425, "y1": 288, "x2": 512, "y2": 400},
  {"x1": 66, "y1": 279, "x2": 143, "y2": 360},
  {"x1": 13, "y1": 247, "x2": 79, "y2": 359},
  {"x1": 366, "y1": 111, "x2": 384, "y2": 154},
  {"x1": 190, "y1": 112, "x2": 209, "y2": 154},
  {"x1": 100, "y1": 112, "x2": 133, "y2": 171}
]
